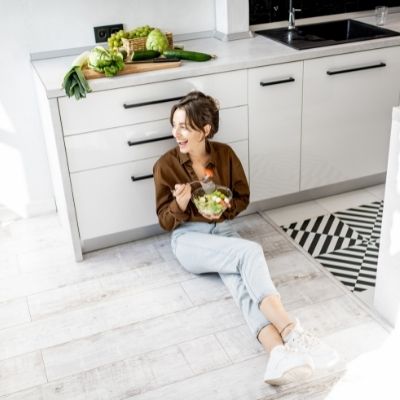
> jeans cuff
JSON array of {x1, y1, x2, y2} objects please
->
[{"x1": 255, "y1": 321, "x2": 272, "y2": 343}]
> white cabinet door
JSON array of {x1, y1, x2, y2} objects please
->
[
  {"x1": 301, "y1": 46, "x2": 400, "y2": 190},
  {"x1": 70, "y1": 157, "x2": 158, "y2": 240},
  {"x1": 248, "y1": 61, "x2": 303, "y2": 202}
]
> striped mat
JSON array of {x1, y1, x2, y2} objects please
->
[{"x1": 281, "y1": 201, "x2": 383, "y2": 292}]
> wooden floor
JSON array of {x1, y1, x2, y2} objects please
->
[{"x1": 0, "y1": 209, "x2": 393, "y2": 399}]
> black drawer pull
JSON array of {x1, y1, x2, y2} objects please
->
[
  {"x1": 260, "y1": 77, "x2": 295, "y2": 86},
  {"x1": 131, "y1": 174, "x2": 154, "y2": 182},
  {"x1": 123, "y1": 96, "x2": 183, "y2": 109},
  {"x1": 128, "y1": 135, "x2": 173, "y2": 146},
  {"x1": 327, "y1": 62, "x2": 386, "y2": 75}
]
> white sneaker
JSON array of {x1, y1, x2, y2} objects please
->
[
  {"x1": 284, "y1": 319, "x2": 339, "y2": 369},
  {"x1": 264, "y1": 344, "x2": 314, "y2": 386}
]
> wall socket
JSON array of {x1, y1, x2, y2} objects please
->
[{"x1": 94, "y1": 24, "x2": 123, "y2": 43}]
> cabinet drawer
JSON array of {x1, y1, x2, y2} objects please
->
[
  {"x1": 217, "y1": 106, "x2": 248, "y2": 144},
  {"x1": 65, "y1": 119, "x2": 173, "y2": 173},
  {"x1": 65, "y1": 107, "x2": 249, "y2": 172},
  {"x1": 59, "y1": 70, "x2": 247, "y2": 135},
  {"x1": 230, "y1": 140, "x2": 249, "y2": 181},
  {"x1": 71, "y1": 157, "x2": 158, "y2": 240}
]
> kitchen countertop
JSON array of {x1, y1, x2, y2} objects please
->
[{"x1": 32, "y1": 13, "x2": 400, "y2": 99}]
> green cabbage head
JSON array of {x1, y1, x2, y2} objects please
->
[
  {"x1": 88, "y1": 46, "x2": 124, "y2": 77},
  {"x1": 146, "y1": 29, "x2": 169, "y2": 52}
]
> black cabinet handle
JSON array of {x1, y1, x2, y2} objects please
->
[
  {"x1": 131, "y1": 174, "x2": 154, "y2": 182},
  {"x1": 327, "y1": 62, "x2": 386, "y2": 75},
  {"x1": 123, "y1": 96, "x2": 183, "y2": 109},
  {"x1": 127, "y1": 135, "x2": 173, "y2": 146},
  {"x1": 260, "y1": 77, "x2": 295, "y2": 86}
]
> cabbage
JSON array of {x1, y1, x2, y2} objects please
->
[
  {"x1": 88, "y1": 46, "x2": 124, "y2": 77},
  {"x1": 146, "y1": 29, "x2": 169, "y2": 53}
]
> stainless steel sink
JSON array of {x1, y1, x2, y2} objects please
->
[{"x1": 256, "y1": 19, "x2": 400, "y2": 50}]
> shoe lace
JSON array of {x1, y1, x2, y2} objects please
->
[{"x1": 286, "y1": 330, "x2": 320, "y2": 352}]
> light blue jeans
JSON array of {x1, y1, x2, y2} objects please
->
[{"x1": 171, "y1": 220, "x2": 279, "y2": 338}]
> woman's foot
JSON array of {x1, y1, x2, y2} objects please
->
[
  {"x1": 264, "y1": 344, "x2": 314, "y2": 386},
  {"x1": 283, "y1": 319, "x2": 339, "y2": 369}
]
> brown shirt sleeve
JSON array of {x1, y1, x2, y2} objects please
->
[
  {"x1": 153, "y1": 156, "x2": 191, "y2": 231},
  {"x1": 153, "y1": 141, "x2": 250, "y2": 231}
]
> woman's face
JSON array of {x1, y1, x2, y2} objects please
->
[{"x1": 172, "y1": 108, "x2": 207, "y2": 154}]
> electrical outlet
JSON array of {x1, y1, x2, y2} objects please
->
[{"x1": 94, "y1": 24, "x2": 123, "y2": 43}]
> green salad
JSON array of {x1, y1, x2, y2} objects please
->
[{"x1": 193, "y1": 189, "x2": 231, "y2": 218}]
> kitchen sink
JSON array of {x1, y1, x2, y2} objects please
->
[{"x1": 256, "y1": 19, "x2": 400, "y2": 50}]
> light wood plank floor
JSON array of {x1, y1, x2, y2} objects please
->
[{"x1": 0, "y1": 209, "x2": 394, "y2": 399}]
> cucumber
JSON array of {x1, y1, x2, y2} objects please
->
[
  {"x1": 163, "y1": 49, "x2": 215, "y2": 62},
  {"x1": 131, "y1": 50, "x2": 161, "y2": 61}
]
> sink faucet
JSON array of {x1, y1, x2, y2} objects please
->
[{"x1": 288, "y1": 0, "x2": 301, "y2": 30}]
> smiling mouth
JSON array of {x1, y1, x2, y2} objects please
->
[{"x1": 177, "y1": 140, "x2": 188, "y2": 146}]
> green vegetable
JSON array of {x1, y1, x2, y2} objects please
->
[
  {"x1": 146, "y1": 28, "x2": 169, "y2": 53},
  {"x1": 131, "y1": 49, "x2": 160, "y2": 61},
  {"x1": 108, "y1": 25, "x2": 154, "y2": 51},
  {"x1": 88, "y1": 46, "x2": 125, "y2": 77},
  {"x1": 62, "y1": 51, "x2": 92, "y2": 100},
  {"x1": 163, "y1": 49, "x2": 215, "y2": 62}
]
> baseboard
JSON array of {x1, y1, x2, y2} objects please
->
[
  {"x1": 82, "y1": 224, "x2": 164, "y2": 253},
  {"x1": 247, "y1": 173, "x2": 386, "y2": 213}
]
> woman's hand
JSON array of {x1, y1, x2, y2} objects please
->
[{"x1": 174, "y1": 183, "x2": 192, "y2": 212}]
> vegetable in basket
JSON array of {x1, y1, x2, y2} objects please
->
[
  {"x1": 62, "y1": 51, "x2": 92, "y2": 100},
  {"x1": 146, "y1": 28, "x2": 169, "y2": 53}
]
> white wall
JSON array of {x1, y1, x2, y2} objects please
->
[
  {"x1": 1, "y1": 1, "x2": 55, "y2": 217},
  {"x1": 0, "y1": 0, "x2": 215, "y2": 217},
  {"x1": 374, "y1": 107, "x2": 400, "y2": 328}
]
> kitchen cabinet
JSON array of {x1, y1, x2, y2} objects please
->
[
  {"x1": 301, "y1": 46, "x2": 400, "y2": 190},
  {"x1": 33, "y1": 38, "x2": 400, "y2": 261},
  {"x1": 50, "y1": 69, "x2": 248, "y2": 258},
  {"x1": 248, "y1": 61, "x2": 303, "y2": 202}
]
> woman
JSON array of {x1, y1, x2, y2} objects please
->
[{"x1": 153, "y1": 91, "x2": 338, "y2": 385}]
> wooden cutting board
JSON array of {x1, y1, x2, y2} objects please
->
[{"x1": 83, "y1": 61, "x2": 181, "y2": 80}]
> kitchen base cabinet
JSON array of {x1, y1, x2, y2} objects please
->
[
  {"x1": 248, "y1": 61, "x2": 303, "y2": 202},
  {"x1": 301, "y1": 46, "x2": 400, "y2": 190},
  {"x1": 35, "y1": 68, "x2": 248, "y2": 260}
]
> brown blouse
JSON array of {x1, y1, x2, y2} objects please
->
[{"x1": 153, "y1": 140, "x2": 250, "y2": 231}]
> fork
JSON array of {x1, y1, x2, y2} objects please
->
[{"x1": 171, "y1": 176, "x2": 216, "y2": 197}]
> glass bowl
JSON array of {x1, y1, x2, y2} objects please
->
[{"x1": 191, "y1": 185, "x2": 232, "y2": 219}]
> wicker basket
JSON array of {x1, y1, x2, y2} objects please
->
[{"x1": 122, "y1": 32, "x2": 173, "y2": 56}]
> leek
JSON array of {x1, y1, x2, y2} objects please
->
[{"x1": 62, "y1": 51, "x2": 92, "y2": 100}]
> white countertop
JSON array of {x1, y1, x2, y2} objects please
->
[{"x1": 32, "y1": 13, "x2": 400, "y2": 99}]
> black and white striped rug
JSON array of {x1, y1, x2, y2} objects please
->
[{"x1": 281, "y1": 201, "x2": 383, "y2": 292}]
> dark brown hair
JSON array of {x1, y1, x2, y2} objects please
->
[{"x1": 170, "y1": 91, "x2": 220, "y2": 139}]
